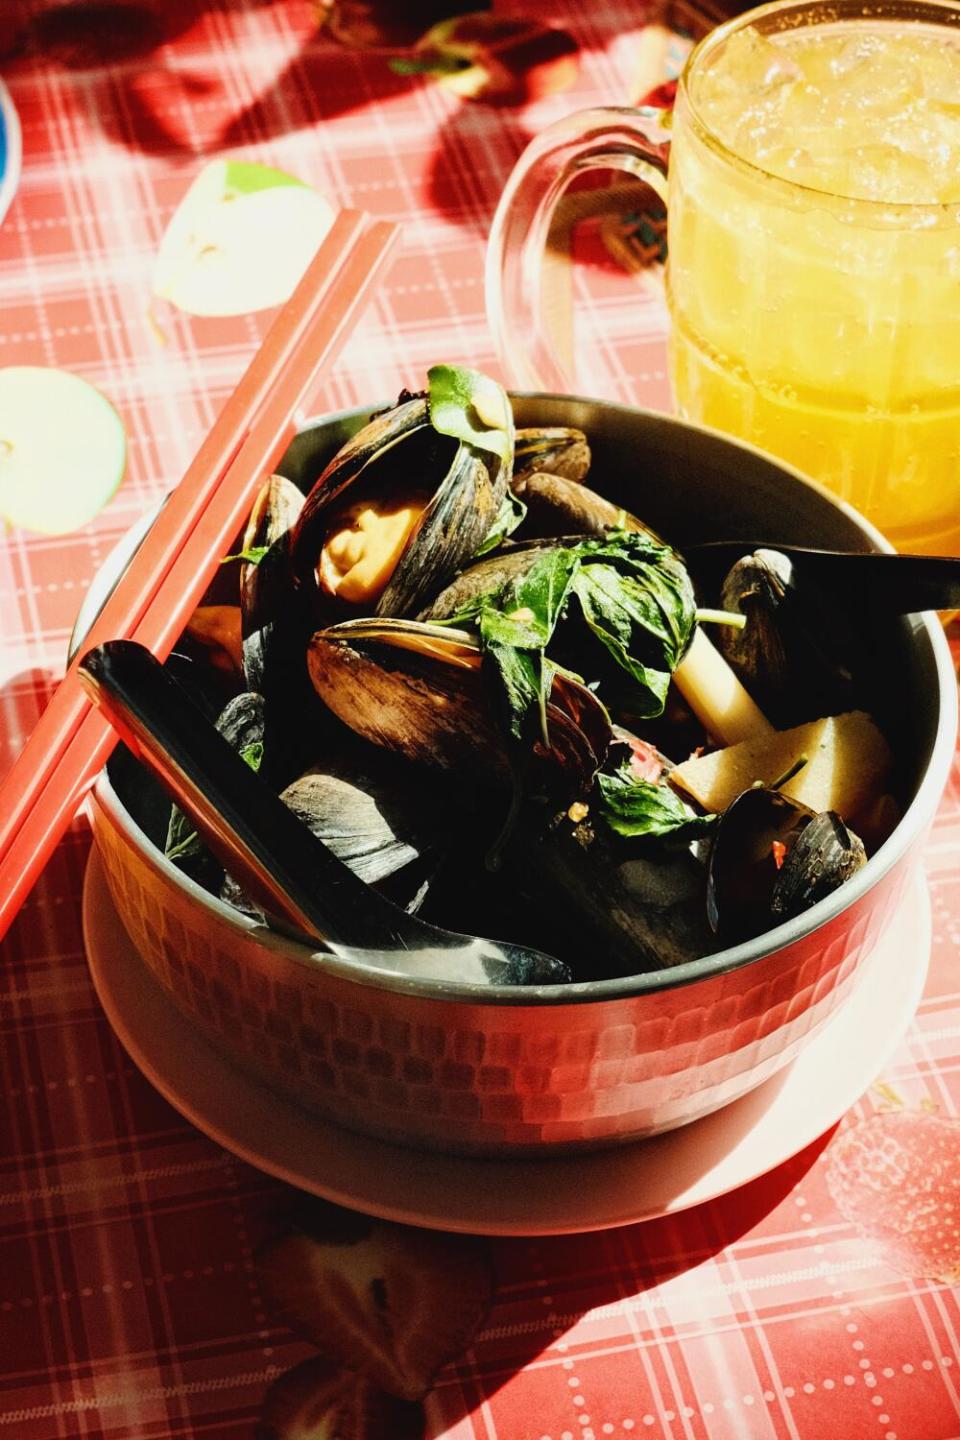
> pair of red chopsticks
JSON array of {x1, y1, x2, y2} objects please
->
[{"x1": 0, "y1": 209, "x2": 400, "y2": 943}]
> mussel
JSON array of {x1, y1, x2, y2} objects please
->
[
  {"x1": 289, "y1": 386, "x2": 512, "y2": 618},
  {"x1": 515, "y1": 471, "x2": 661, "y2": 542},
  {"x1": 220, "y1": 748, "x2": 449, "y2": 919},
  {"x1": 713, "y1": 549, "x2": 858, "y2": 726},
  {"x1": 237, "y1": 475, "x2": 325, "y2": 784},
  {"x1": 306, "y1": 616, "x2": 610, "y2": 789},
  {"x1": 706, "y1": 785, "x2": 867, "y2": 944},
  {"x1": 239, "y1": 473, "x2": 305, "y2": 694},
  {"x1": 420, "y1": 542, "x2": 549, "y2": 622},
  {"x1": 506, "y1": 799, "x2": 715, "y2": 976},
  {"x1": 183, "y1": 604, "x2": 243, "y2": 677},
  {"x1": 512, "y1": 426, "x2": 591, "y2": 486}
]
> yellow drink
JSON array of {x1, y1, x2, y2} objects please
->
[{"x1": 668, "y1": 13, "x2": 960, "y2": 554}]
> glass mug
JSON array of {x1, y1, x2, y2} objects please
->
[{"x1": 486, "y1": 0, "x2": 960, "y2": 556}]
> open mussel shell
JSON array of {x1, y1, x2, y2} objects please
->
[
  {"x1": 706, "y1": 785, "x2": 867, "y2": 944},
  {"x1": 237, "y1": 474, "x2": 332, "y2": 784},
  {"x1": 512, "y1": 426, "x2": 591, "y2": 486},
  {"x1": 289, "y1": 395, "x2": 510, "y2": 618},
  {"x1": 715, "y1": 548, "x2": 858, "y2": 727},
  {"x1": 240, "y1": 475, "x2": 306, "y2": 691},
  {"x1": 307, "y1": 616, "x2": 610, "y2": 786}
]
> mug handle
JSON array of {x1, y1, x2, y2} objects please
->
[{"x1": 485, "y1": 106, "x2": 672, "y2": 392}]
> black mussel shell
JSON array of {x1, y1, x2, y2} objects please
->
[
  {"x1": 707, "y1": 785, "x2": 868, "y2": 944},
  {"x1": 421, "y1": 542, "x2": 547, "y2": 621},
  {"x1": 770, "y1": 811, "x2": 867, "y2": 922},
  {"x1": 706, "y1": 786, "x2": 815, "y2": 944},
  {"x1": 219, "y1": 749, "x2": 450, "y2": 920},
  {"x1": 513, "y1": 471, "x2": 654, "y2": 542},
  {"x1": 504, "y1": 802, "x2": 714, "y2": 977},
  {"x1": 512, "y1": 426, "x2": 590, "y2": 486},
  {"x1": 715, "y1": 549, "x2": 857, "y2": 727},
  {"x1": 306, "y1": 617, "x2": 611, "y2": 791}
]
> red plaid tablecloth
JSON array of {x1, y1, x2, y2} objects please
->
[{"x1": 2, "y1": 3, "x2": 960, "y2": 1437}]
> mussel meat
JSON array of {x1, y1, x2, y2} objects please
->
[
  {"x1": 183, "y1": 604, "x2": 243, "y2": 677},
  {"x1": 289, "y1": 386, "x2": 512, "y2": 618},
  {"x1": 706, "y1": 785, "x2": 867, "y2": 944}
]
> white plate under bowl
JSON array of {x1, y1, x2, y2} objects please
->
[{"x1": 83, "y1": 851, "x2": 930, "y2": 1236}]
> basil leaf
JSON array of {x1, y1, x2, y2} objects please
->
[
  {"x1": 427, "y1": 364, "x2": 511, "y2": 461},
  {"x1": 475, "y1": 489, "x2": 528, "y2": 557},
  {"x1": 483, "y1": 641, "x2": 542, "y2": 742},
  {"x1": 571, "y1": 563, "x2": 682, "y2": 718},
  {"x1": 474, "y1": 548, "x2": 582, "y2": 738},
  {"x1": 443, "y1": 530, "x2": 696, "y2": 747},
  {"x1": 238, "y1": 740, "x2": 264, "y2": 771},
  {"x1": 597, "y1": 764, "x2": 716, "y2": 840}
]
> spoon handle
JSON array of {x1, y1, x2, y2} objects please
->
[
  {"x1": 78, "y1": 642, "x2": 572, "y2": 987},
  {"x1": 686, "y1": 542, "x2": 960, "y2": 614},
  {"x1": 78, "y1": 640, "x2": 422, "y2": 952}
]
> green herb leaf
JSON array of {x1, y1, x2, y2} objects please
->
[
  {"x1": 220, "y1": 543, "x2": 270, "y2": 567},
  {"x1": 447, "y1": 531, "x2": 697, "y2": 742},
  {"x1": 239, "y1": 740, "x2": 264, "y2": 770},
  {"x1": 427, "y1": 364, "x2": 511, "y2": 461},
  {"x1": 597, "y1": 763, "x2": 716, "y2": 840},
  {"x1": 474, "y1": 489, "x2": 528, "y2": 557}
]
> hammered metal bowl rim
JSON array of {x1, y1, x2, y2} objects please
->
[{"x1": 80, "y1": 394, "x2": 958, "y2": 1005}]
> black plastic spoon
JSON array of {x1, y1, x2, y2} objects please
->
[
  {"x1": 78, "y1": 640, "x2": 572, "y2": 988},
  {"x1": 684, "y1": 542, "x2": 960, "y2": 615}
]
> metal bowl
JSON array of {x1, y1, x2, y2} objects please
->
[{"x1": 75, "y1": 395, "x2": 957, "y2": 1156}]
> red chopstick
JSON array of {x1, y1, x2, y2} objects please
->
[{"x1": 0, "y1": 210, "x2": 400, "y2": 941}]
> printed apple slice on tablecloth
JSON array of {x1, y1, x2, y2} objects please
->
[
  {"x1": 257, "y1": 1202, "x2": 494, "y2": 1400},
  {"x1": 825, "y1": 1110, "x2": 960, "y2": 1283},
  {"x1": 153, "y1": 161, "x2": 335, "y2": 318},
  {"x1": 393, "y1": 14, "x2": 580, "y2": 103},
  {"x1": 0, "y1": 366, "x2": 126, "y2": 534},
  {"x1": 258, "y1": 1357, "x2": 425, "y2": 1440}
]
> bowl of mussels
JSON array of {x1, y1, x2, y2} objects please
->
[{"x1": 76, "y1": 365, "x2": 957, "y2": 1156}]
